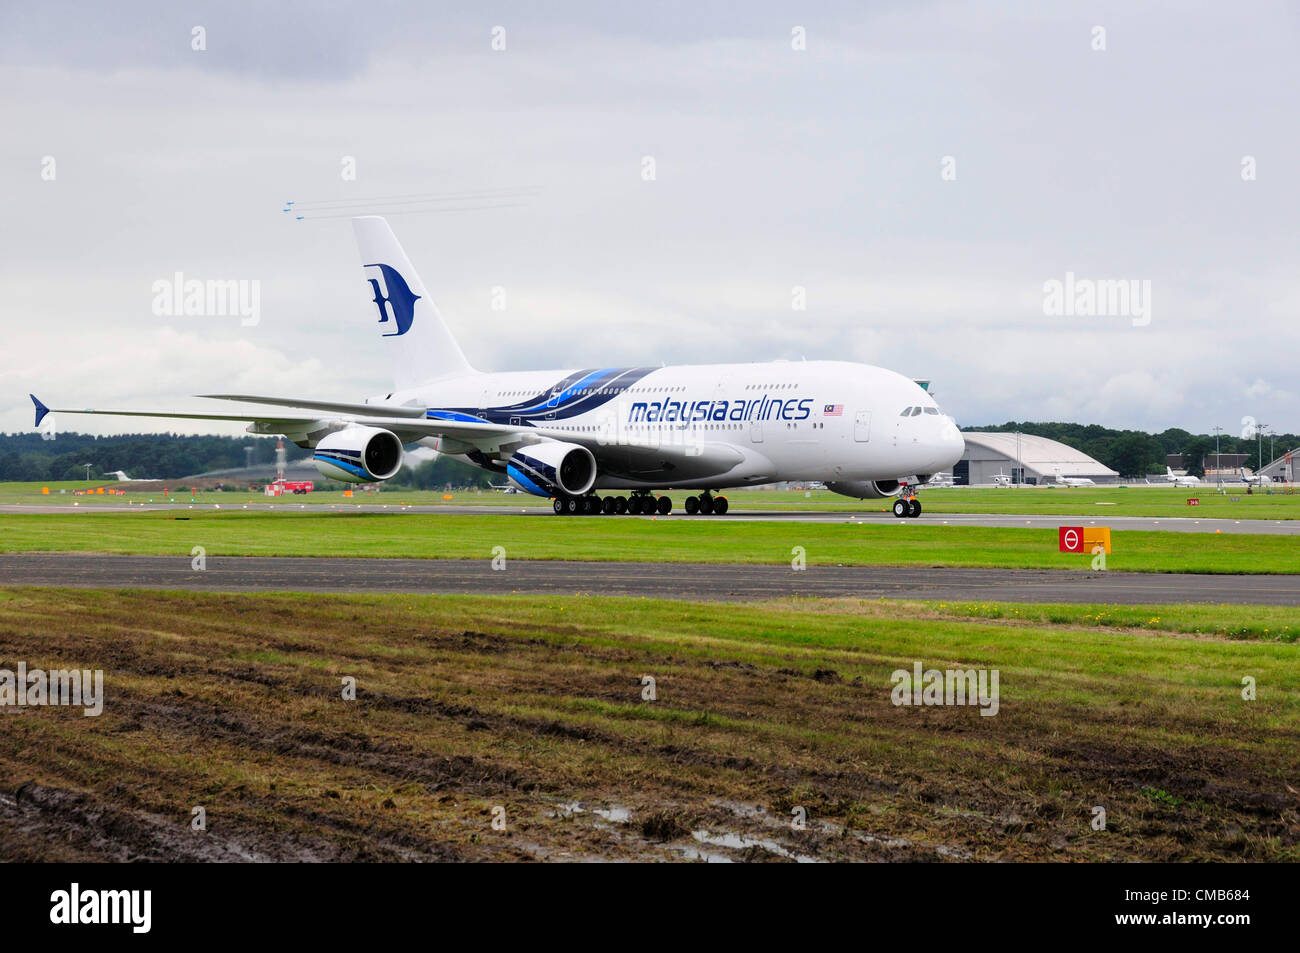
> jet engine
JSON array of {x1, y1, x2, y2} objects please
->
[
  {"x1": 506, "y1": 441, "x2": 597, "y2": 498},
  {"x1": 826, "y1": 479, "x2": 902, "y2": 500},
  {"x1": 313, "y1": 427, "x2": 404, "y2": 483}
]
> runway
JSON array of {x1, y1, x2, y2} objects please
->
[
  {"x1": 2, "y1": 502, "x2": 1297, "y2": 534},
  {"x1": 2, "y1": 553, "x2": 1297, "y2": 605}
]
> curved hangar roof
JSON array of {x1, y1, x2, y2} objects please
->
[{"x1": 961, "y1": 432, "x2": 1118, "y2": 477}]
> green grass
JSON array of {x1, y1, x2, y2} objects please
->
[
  {"x1": 5, "y1": 480, "x2": 1298, "y2": 519},
  {"x1": 919, "y1": 485, "x2": 1299, "y2": 520},
  {"x1": 922, "y1": 600, "x2": 1299, "y2": 642},
  {"x1": 1, "y1": 509, "x2": 1298, "y2": 573}
]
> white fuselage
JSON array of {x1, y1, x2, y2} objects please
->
[{"x1": 374, "y1": 360, "x2": 965, "y2": 491}]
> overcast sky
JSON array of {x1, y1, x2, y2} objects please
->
[{"x1": 2, "y1": 0, "x2": 1297, "y2": 438}]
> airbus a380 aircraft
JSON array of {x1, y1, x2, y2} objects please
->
[{"x1": 31, "y1": 217, "x2": 964, "y2": 518}]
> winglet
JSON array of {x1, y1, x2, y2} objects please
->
[{"x1": 30, "y1": 394, "x2": 50, "y2": 428}]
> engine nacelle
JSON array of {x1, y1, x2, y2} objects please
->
[
  {"x1": 313, "y1": 427, "x2": 404, "y2": 483},
  {"x1": 507, "y1": 441, "x2": 597, "y2": 498},
  {"x1": 826, "y1": 479, "x2": 902, "y2": 500}
]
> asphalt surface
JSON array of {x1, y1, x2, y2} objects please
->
[
  {"x1": 2, "y1": 553, "x2": 1297, "y2": 605},
  {"x1": 2, "y1": 502, "x2": 1297, "y2": 534}
]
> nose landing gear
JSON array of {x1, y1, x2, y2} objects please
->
[{"x1": 892, "y1": 490, "x2": 922, "y2": 518}]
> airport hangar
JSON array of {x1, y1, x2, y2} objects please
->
[{"x1": 954, "y1": 432, "x2": 1119, "y2": 485}]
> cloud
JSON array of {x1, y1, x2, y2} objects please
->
[{"x1": 2, "y1": 0, "x2": 1297, "y2": 436}]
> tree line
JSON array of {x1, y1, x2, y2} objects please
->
[
  {"x1": 0, "y1": 431, "x2": 493, "y2": 488},
  {"x1": 0, "y1": 432, "x2": 306, "y2": 482}
]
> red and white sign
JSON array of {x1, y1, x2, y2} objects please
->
[
  {"x1": 1058, "y1": 526, "x2": 1084, "y2": 553},
  {"x1": 1186, "y1": 498, "x2": 1200, "y2": 506}
]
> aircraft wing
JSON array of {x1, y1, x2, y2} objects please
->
[
  {"x1": 29, "y1": 394, "x2": 747, "y2": 482},
  {"x1": 31, "y1": 395, "x2": 324, "y2": 433},
  {"x1": 31, "y1": 394, "x2": 521, "y2": 445},
  {"x1": 197, "y1": 394, "x2": 429, "y2": 418}
]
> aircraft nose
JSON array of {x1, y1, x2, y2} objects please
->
[{"x1": 934, "y1": 419, "x2": 965, "y2": 469}]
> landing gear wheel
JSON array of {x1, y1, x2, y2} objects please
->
[
  {"x1": 656, "y1": 496, "x2": 672, "y2": 515},
  {"x1": 554, "y1": 498, "x2": 566, "y2": 515},
  {"x1": 564, "y1": 497, "x2": 580, "y2": 515},
  {"x1": 892, "y1": 498, "x2": 910, "y2": 519},
  {"x1": 699, "y1": 495, "x2": 715, "y2": 515},
  {"x1": 614, "y1": 496, "x2": 628, "y2": 515},
  {"x1": 602, "y1": 497, "x2": 616, "y2": 515},
  {"x1": 714, "y1": 496, "x2": 729, "y2": 515},
  {"x1": 631, "y1": 496, "x2": 647, "y2": 515},
  {"x1": 908, "y1": 498, "x2": 922, "y2": 518},
  {"x1": 684, "y1": 496, "x2": 699, "y2": 515}
]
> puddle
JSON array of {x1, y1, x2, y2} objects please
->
[
  {"x1": 550, "y1": 800, "x2": 633, "y2": 824},
  {"x1": 690, "y1": 828, "x2": 822, "y2": 863}
]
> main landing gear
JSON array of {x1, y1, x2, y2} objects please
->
[
  {"x1": 892, "y1": 495, "x2": 922, "y2": 519},
  {"x1": 550, "y1": 492, "x2": 730, "y2": 516},
  {"x1": 551, "y1": 493, "x2": 671, "y2": 515},
  {"x1": 682, "y1": 492, "x2": 728, "y2": 516}
]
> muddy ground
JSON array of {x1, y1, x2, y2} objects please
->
[{"x1": 0, "y1": 589, "x2": 1294, "y2": 862}]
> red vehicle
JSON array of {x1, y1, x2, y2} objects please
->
[{"x1": 261, "y1": 480, "x2": 314, "y2": 496}]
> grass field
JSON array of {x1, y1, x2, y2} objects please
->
[
  {"x1": 1, "y1": 509, "x2": 1297, "y2": 573},
  {"x1": 0, "y1": 588, "x2": 1294, "y2": 861},
  {"x1": 5, "y1": 481, "x2": 1298, "y2": 520}
]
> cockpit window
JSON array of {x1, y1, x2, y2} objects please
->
[
  {"x1": 899, "y1": 407, "x2": 913, "y2": 417},
  {"x1": 910, "y1": 406, "x2": 923, "y2": 416},
  {"x1": 923, "y1": 407, "x2": 939, "y2": 415}
]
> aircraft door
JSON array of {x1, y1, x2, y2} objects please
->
[{"x1": 854, "y1": 410, "x2": 871, "y2": 443}]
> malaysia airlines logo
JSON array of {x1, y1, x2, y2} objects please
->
[
  {"x1": 823, "y1": 404, "x2": 843, "y2": 416},
  {"x1": 365, "y1": 262, "x2": 421, "y2": 337}
]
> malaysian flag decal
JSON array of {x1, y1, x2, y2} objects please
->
[{"x1": 823, "y1": 404, "x2": 843, "y2": 416}]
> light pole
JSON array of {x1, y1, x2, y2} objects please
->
[
  {"x1": 1015, "y1": 430, "x2": 1022, "y2": 487},
  {"x1": 82, "y1": 463, "x2": 92, "y2": 481},
  {"x1": 1212, "y1": 426, "x2": 1223, "y2": 489},
  {"x1": 1258, "y1": 423, "x2": 1269, "y2": 474}
]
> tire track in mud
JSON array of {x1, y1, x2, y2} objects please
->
[{"x1": 66, "y1": 629, "x2": 1300, "y2": 857}]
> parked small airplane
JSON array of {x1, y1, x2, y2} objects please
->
[
  {"x1": 1164, "y1": 466, "x2": 1201, "y2": 487},
  {"x1": 990, "y1": 470, "x2": 1013, "y2": 487},
  {"x1": 1239, "y1": 467, "x2": 1272, "y2": 487},
  {"x1": 1053, "y1": 467, "x2": 1095, "y2": 487}
]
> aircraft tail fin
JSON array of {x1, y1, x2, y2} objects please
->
[{"x1": 351, "y1": 216, "x2": 475, "y2": 391}]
